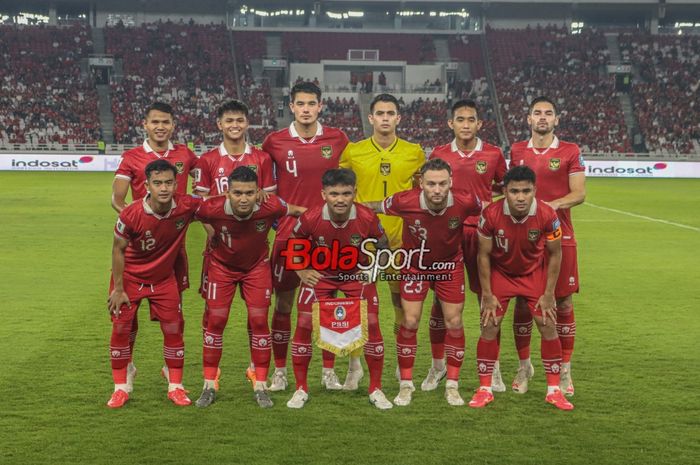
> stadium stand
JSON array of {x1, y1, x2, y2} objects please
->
[
  {"x1": 105, "y1": 21, "x2": 239, "y2": 145},
  {"x1": 282, "y1": 32, "x2": 436, "y2": 64},
  {"x1": 487, "y1": 26, "x2": 633, "y2": 153},
  {"x1": 0, "y1": 23, "x2": 100, "y2": 146},
  {"x1": 619, "y1": 33, "x2": 700, "y2": 154},
  {"x1": 320, "y1": 97, "x2": 364, "y2": 142}
]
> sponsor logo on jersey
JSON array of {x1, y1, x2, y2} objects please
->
[
  {"x1": 175, "y1": 161, "x2": 185, "y2": 174},
  {"x1": 527, "y1": 229, "x2": 540, "y2": 241},
  {"x1": 218, "y1": 168, "x2": 225, "y2": 175},
  {"x1": 334, "y1": 305, "x2": 347, "y2": 321},
  {"x1": 475, "y1": 160, "x2": 488, "y2": 174},
  {"x1": 255, "y1": 220, "x2": 267, "y2": 232},
  {"x1": 321, "y1": 146, "x2": 333, "y2": 159},
  {"x1": 287, "y1": 150, "x2": 294, "y2": 159},
  {"x1": 175, "y1": 218, "x2": 186, "y2": 230},
  {"x1": 380, "y1": 162, "x2": 391, "y2": 176},
  {"x1": 448, "y1": 216, "x2": 460, "y2": 229},
  {"x1": 349, "y1": 234, "x2": 362, "y2": 246},
  {"x1": 246, "y1": 164, "x2": 258, "y2": 173},
  {"x1": 549, "y1": 158, "x2": 561, "y2": 171}
]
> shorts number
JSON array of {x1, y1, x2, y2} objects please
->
[
  {"x1": 298, "y1": 287, "x2": 315, "y2": 305},
  {"x1": 402, "y1": 281, "x2": 424, "y2": 294},
  {"x1": 207, "y1": 282, "x2": 218, "y2": 300}
]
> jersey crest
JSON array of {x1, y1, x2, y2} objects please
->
[
  {"x1": 175, "y1": 218, "x2": 186, "y2": 231},
  {"x1": 549, "y1": 158, "x2": 561, "y2": 171},
  {"x1": 321, "y1": 146, "x2": 333, "y2": 159},
  {"x1": 247, "y1": 164, "x2": 258, "y2": 173},
  {"x1": 448, "y1": 216, "x2": 461, "y2": 229},
  {"x1": 527, "y1": 229, "x2": 540, "y2": 241},
  {"x1": 350, "y1": 234, "x2": 362, "y2": 246},
  {"x1": 175, "y1": 161, "x2": 185, "y2": 174},
  {"x1": 380, "y1": 162, "x2": 391, "y2": 176},
  {"x1": 255, "y1": 220, "x2": 266, "y2": 232},
  {"x1": 475, "y1": 160, "x2": 488, "y2": 174}
]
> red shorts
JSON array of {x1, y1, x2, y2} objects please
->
[
  {"x1": 297, "y1": 279, "x2": 379, "y2": 315},
  {"x1": 109, "y1": 274, "x2": 182, "y2": 324},
  {"x1": 271, "y1": 237, "x2": 301, "y2": 293},
  {"x1": 204, "y1": 258, "x2": 273, "y2": 310},
  {"x1": 490, "y1": 267, "x2": 547, "y2": 317},
  {"x1": 462, "y1": 225, "x2": 481, "y2": 295},
  {"x1": 400, "y1": 265, "x2": 466, "y2": 304},
  {"x1": 174, "y1": 244, "x2": 189, "y2": 292},
  {"x1": 555, "y1": 245, "x2": 579, "y2": 298}
]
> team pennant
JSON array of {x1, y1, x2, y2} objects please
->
[{"x1": 312, "y1": 297, "x2": 368, "y2": 356}]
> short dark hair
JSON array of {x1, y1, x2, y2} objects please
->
[
  {"x1": 503, "y1": 165, "x2": 536, "y2": 186},
  {"x1": 529, "y1": 96, "x2": 558, "y2": 115},
  {"x1": 291, "y1": 81, "x2": 322, "y2": 101},
  {"x1": 145, "y1": 102, "x2": 174, "y2": 119},
  {"x1": 420, "y1": 158, "x2": 452, "y2": 176},
  {"x1": 451, "y1": 99, "x2": 478, "y2": 117},
  {"x1": 370, "y1": 93, "x2": 400, "y2": 113},
  {"x1": 228, "y1": 166, "x2": 258, "y2": 185},
  {"x1": 145, "y1": 159, "x2": 177, "y2": 180},
  {"x1": 322, "y1": 168, "x2": 356, "y2": 188},
  {"x1": 217, "y1": 100, "x2": 249, "y2": 119}
]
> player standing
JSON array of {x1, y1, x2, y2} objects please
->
[
  {"x1": 339, "y1": 93, "x2": 424, "y2": 389},
  {"x1": 111, "y1": 102, "x2": 199, "y2": 386},
  {"x1": 263, "y1": 82, "x2": 350, "y2": 391},
  {"x1": 469, "y1": 165, "x2": 573, "y2": 411},
  {"x1": 194, "y1": 99, "x2": 276, "y2": 386},
  {"x1": 365, "y1": 158, "x2": 481, "y2": 406},
  {"x1": 107, "y1": 160, "x2": 201, "y2": 408},
  {"x1": 285, "y1": 169, "x2": 392, "y2": 410},
  {"x1": 426, "y1": 99, "x2": 507, "y2": 393},
  {"x1": 193, "y1": 167, "x2": 304, "y2": 408},
  {"x1": 509, "y1": 96, "x2": 585, "y2": 396}
]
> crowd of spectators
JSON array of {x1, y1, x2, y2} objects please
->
[
  {"x1": 320, "y1": 97, "x2": 364, "y2": 141},
  {"x1": 106, "y1": 21, "x2": 239, "y2": 145},
  {"x1": 398, "y1": 97, "x2": 452, "y2": 149},
  {"x1": 0, "y1": 24, "x2": 100, "y2": 145},
  {"x1": 488, "y1": 26, "x2": 632, "y2": 153},
  {"x1": 620, "y1": 33, "x2": 700, "y2": 154}
]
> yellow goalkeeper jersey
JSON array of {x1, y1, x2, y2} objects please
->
[{"x1": 340, "y1": 136, "x2": 425, "y2": 248}]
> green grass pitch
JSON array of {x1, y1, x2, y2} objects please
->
[{"x1": 0, "y1": 173, "x2": 698, "y2": 465}]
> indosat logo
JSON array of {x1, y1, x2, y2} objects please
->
[
  {"x1": 587, "y1": 162, "x2": 667, "y2": 177},
  {"x1": 11, "y1": 156, "x2": 95, "y2": 170}
]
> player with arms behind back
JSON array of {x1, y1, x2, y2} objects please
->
[
  {"x1": 426, "y1": 99, "x2": 507, "y2": 393},
  {"x1": 339, "y1": 93, "x2": 424, "y2": 388},
  {"x1": 111, "y1": 102, "x2": 199, "y2": 386},
  {"x1": 107, "y1": 160, "x2": 202, "y2": 408},
  {"x1": 263, "y1": 81, "x2": 350, "y2": 391},
  {"x1": 508, "y1": 96, "x2": 585, "y2": 396}
]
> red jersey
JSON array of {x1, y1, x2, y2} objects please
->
[
  {"x1": 114, "y1": 194, "x2": 202, "y2": 284},
  {"x1": 477, "y1": 198, "x2": 562, "y2": 277},
  {"x1": 115, "y1": 140, "x2": 199, "y2": 200},
  {"x1": 195, "y1": 194, "x2": 288, "y2": 272},
  {"x1": 194, "y1": 143, "x2": 276, "y2": 195},
  {"x1": 293, "y1": 203, "x2": 384, "y2": 278},
  {"x1": 429, "y1": 138, "x2": 507, "y2": 226},
  {"x1": 381, "y1": 188, "x2": 481, "y2": 267},
  {"x1": 509, "y1": 136, "x2": 585, "y2": 246},
  {"x1": 263, "y1": 123, "x2": 349, "y2": 238}
]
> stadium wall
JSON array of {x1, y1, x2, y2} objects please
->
[{"x1": 4, "y1": 155, "x2": 700, "y2": 179}]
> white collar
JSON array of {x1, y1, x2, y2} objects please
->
[
  {"x1": 143, "y1": 139, "x2": 174, "y2": 156},
  {"x1": 142, "y1": 194, "x2": 177, "y2": 219},
  {"x1": 450, "y1": 138, "x2": 483, "y2": 157},
  {"x1": 321, "y1": 203, "x2": 357, "y2": 228},
  {"x1": 527, "y1": 136, "x2": 559, "y2": 154},
  {"x1": 224, "y1": 197, "x2": 260, "y2": 220},
  {"x1": 289, "y1": 122, "x2": 323, "y2": 143},
  {"x1": 219, "y1": 142, "x2": 252, "y2": 159},
  {"x1": 503, "y1": 198, "x2": 538, "y2": 223},
  {"x1": 419, "y1": 191, "x2": 454, "y2": 216}
]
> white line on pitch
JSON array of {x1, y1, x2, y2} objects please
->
[{"x1": 583, "y1": 202, "x2": 700, "y2": 232}]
